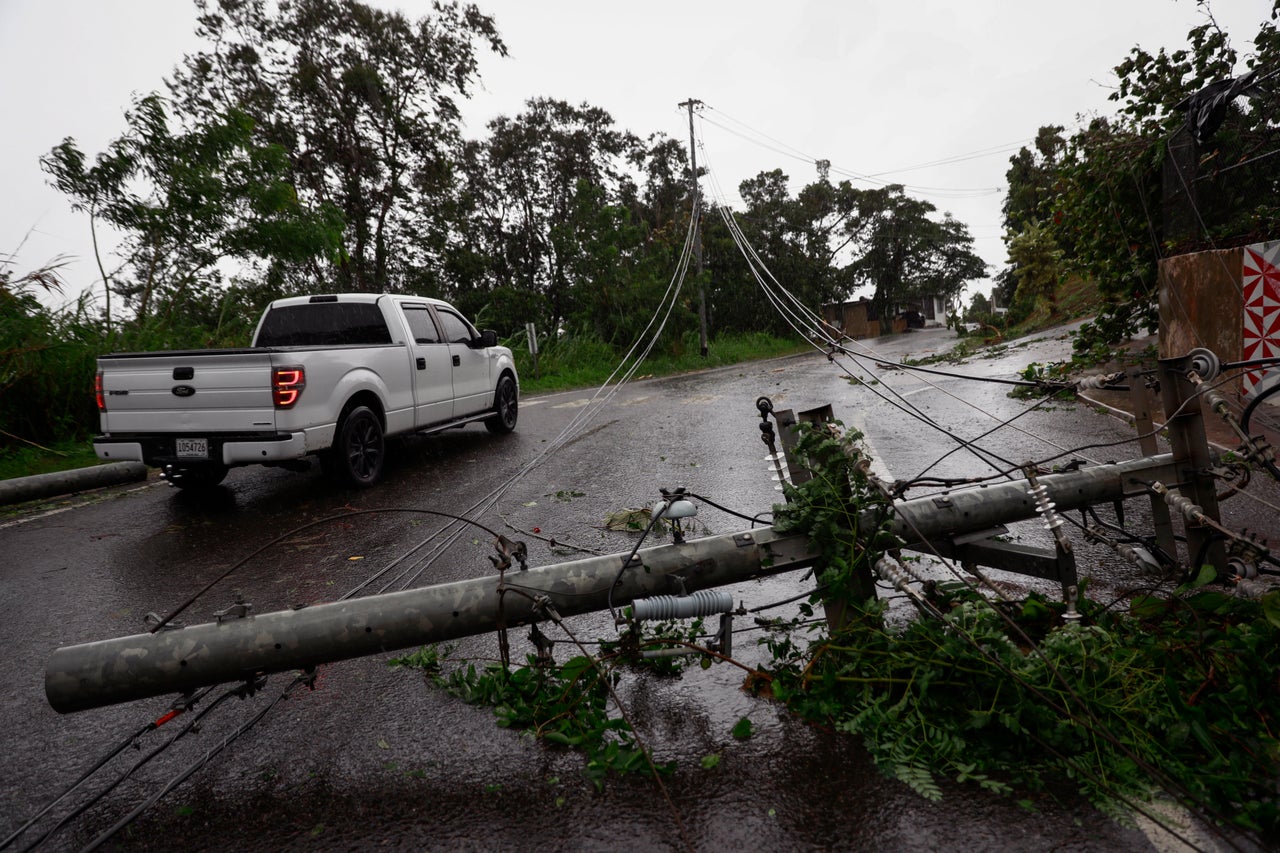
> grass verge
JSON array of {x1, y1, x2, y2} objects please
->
[
  {"x1": 513, "y1": 331, "x2": 811, "y2": 394},
  {"x1": 0, "y1": 439, "x2": 101, "y2": 481}
]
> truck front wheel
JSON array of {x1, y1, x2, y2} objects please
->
[
  {"x1": 484, "y1": 374, "x2": 518, "y2": 435},
  {"x1": 325, "y1": 405, "x2": 385, "y2": 487}
]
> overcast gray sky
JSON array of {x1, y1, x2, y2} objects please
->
[{"x1": 0, "y1": 0, "x2": 1271, "y2": 310}]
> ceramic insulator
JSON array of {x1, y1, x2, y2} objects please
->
[{"x1": 631, "y1": 590, "x2": 733, "y2": 621}]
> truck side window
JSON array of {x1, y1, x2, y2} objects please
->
[
  {"x1": 436, "y1": 309, "x2": 477, "y2": 344},
  {"x1": 402, "y1": 305, "x2": 442, "y2": 344}
]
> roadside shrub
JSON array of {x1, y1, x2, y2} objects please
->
[{"x1": 0, "y1": 262, "x2": 102, "y2": 455}]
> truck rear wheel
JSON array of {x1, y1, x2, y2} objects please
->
[
  {"x1": 484, "y1": 374, "x2": 518, "y2": 435},
  {"x1": 326, "y1": 405, "x2": 385, "y2": 487}
]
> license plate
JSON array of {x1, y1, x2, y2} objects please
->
[{"x1": 175, "y1": 438, "x2": 208, "y2": 458}]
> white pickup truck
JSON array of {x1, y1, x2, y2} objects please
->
[{"x1": 93, "y1": 293, "x2": 519, "y2": 489}]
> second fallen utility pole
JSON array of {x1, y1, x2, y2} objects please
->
[{"x1": 680, "y1": 97, "x2": 708, "y2": 358}]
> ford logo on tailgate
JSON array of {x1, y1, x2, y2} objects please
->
[{"x1": 172, "y1": 385, "x2": 196, "y2": 397}]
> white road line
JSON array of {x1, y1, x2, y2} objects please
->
[
  {"x1": 844, "y1": 409, "x2": 895, "y2": 482},
  {"x1": 0, "y1": 483, "x2": 156, "y2": 529}
]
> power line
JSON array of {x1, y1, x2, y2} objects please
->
[
  {"x1": 698, "y1": 105, "x2": 1008, "y2": 198},
  {"x1": 865, "y1": 140, "x2": 1035, "y2": 176}
]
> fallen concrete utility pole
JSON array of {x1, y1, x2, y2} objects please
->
[{"x1": 47, "y1": 453, "x2": 1178, "y2": 714}]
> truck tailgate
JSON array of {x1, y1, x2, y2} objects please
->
[{"x1": 99, "y1": 350, "x2": 278, "y2": 434}]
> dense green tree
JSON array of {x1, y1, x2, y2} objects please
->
[
  {"x1": 1049, "y1": 117, "x2": 1159, "y2": 335},
  {"x1": 561, "y1": 182, "x2": 694, "y2": 345},
  {"x1": 476, "y1": 99, "x2": 639, "y2": 329},
  {"x1": 789, "y1": 178, "x2": 864, "y2": 287},
  {"x1": 850, "y1": 185, "x2": 986, "y2": 320},
  {"x1": 705, "y1": 175, "x2": 984, "y2": 335},
  {"x1": 710, "y1": 171, "x2": 864, "y2": 335},
  {"x1": 43, "y1": 94, "x2": 343, "y2": 347},
  {"x1": 1006, "y1": 222, "x2": 1064, "y2": 314},
  {"x1": 1002, "y1": 125, "x2": 1065, "y2": 235},
  {"x1": 701, "y1": 199, "x2": 770, "y2": 333},
  {"x1": 1007, "y1": 4, "x2": 1279, "y2": 348},
  {"x1": 966, "y1": 290, "x2": 992, "y2": 319},
  {"x1": 631, "y1": 133, "x2": 691, "y2": 234},
  {"x1": 0, "y1": 259, "x2": 100, "y2": 447},
  {"x1": 169, "y1": 0, "x2": 507, "y2": 295},
  {"x1": 1000, "y1": 125, "x2": 1065, "y2": 307},
  {"x1": 925, "y1": 214, "x2": 989, "y2": 303},
  {"x1": 732, "y1": 168, "x2": 811, "y2": 330}
]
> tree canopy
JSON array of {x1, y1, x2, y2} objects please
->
[
  {"x1": 168, "y1": 0, "x2": 508, "y2": 296},
  {"x1": 1001, "y1": 3, "x2": 1279, "y2": 344},
  {"x1": 42, "y1": 94, "x2": 343, "y2": 346},
  {"x1": 45, "y1": 0, "x2": 989, "y2": 349}
]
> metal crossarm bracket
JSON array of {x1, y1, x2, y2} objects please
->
[{"x1": 927, "y1": 537, "x2": 1067, "y2": 584}]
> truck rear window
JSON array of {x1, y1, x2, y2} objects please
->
[{"x1": 256, "y1": 303, "x2": 393, "y2": 347}]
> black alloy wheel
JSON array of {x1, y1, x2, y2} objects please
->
[
  {"x1": 485, "y1": 374, "x2": 518, "y2": 434},
  {"x1": 330, "y1": 405, "x2": 385, "y2": 487}
]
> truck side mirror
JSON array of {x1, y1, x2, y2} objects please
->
[{"x1": 474, "y1": 329, "x2": 498, "y2": 348}]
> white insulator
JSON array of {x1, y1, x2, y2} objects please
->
[
  {"x1": 875, "y1": 554, "x2": 928, "y2": 592},
  {"x1": 1188, "y1": 348, "x2": 1221, "y2": 380},
  {"x1": 631, "y1": 590, "x2": 733, "y2": 622},
  {"x1": 900, "y1": 558, "x2": 929, "y2": 585},
  {"x1": 1028, "y1": 482, "x2": 1065, "y2": 530},
  {"x1": 1076, "y1": 374, "x2": 1111, "y2": 390},
  {"x1": 874, "y1": 555, "x2": 909, "y2": 592},
  {"x1": 1200, "y1": 386, "x2": 1229, "y2": 412},
  {"x1": 652, "y1": 499, "x2": 697, "y2": 522},
  {"x1": 1163, "y1": 489, "x2": 1205, "y2": 523}
]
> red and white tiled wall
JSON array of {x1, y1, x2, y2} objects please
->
[{"x1": 1242, "y1": 242, "x2": 1280, "y2": 400}]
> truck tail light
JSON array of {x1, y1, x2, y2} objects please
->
[
  {"x1": 95, "y1": 371, "x2": 105, "y2": 412},
  {"x1": 272, "y1": 366, "x2": 305, "y2": 409}
]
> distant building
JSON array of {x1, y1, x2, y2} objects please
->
[
  {"x1": 821, "y1": 293, "x2": 950, "y2": 338},
  {"x1": 919, "y1": 294, "x2": 948, "y2": 327},
  {"x1": 821, "y1": 298, "x2": 880, "y2": 338}
]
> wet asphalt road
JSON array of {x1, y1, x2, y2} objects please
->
[{"x1": 3, "y1": 326, "x2": 1270, "y2": 851}]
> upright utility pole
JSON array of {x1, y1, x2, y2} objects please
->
[{"x1": 679, "y1": 98, "x2": 708, "y2": 357}]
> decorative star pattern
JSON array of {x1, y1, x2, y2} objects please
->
[{"x1": 1242, "y1": 242, "x2": 1280, "y2": 400}]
